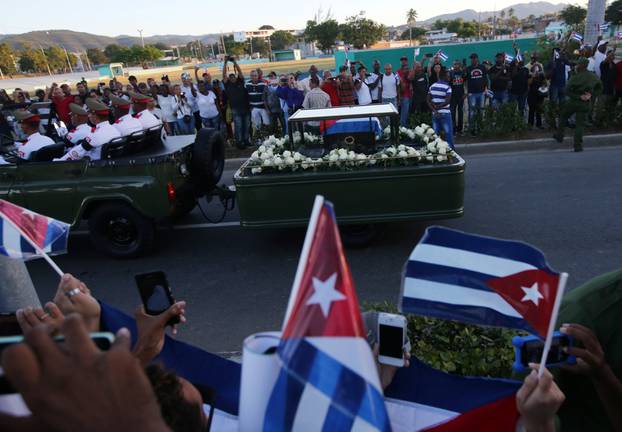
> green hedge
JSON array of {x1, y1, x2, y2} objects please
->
[{"x1": 365, "y1": 301, "x2": 520, "y2": 378}]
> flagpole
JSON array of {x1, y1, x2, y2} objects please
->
[
  {"x1": 282, "y1": 195, "x2": 324, "y2": 328},
  {"x1": 538, "y1": 272, "x2": 568, "y2": 378},
  {"x1": 0, "y1": 210, "x2": 64, "y2": 277}
]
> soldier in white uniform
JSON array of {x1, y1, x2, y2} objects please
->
[
  {"x1": 128, "y1": 92, "x2": 162, "y2": 130},
  {"x1": 64, "y1": 103, "x2": 92, "y2": 147},
  {"x1": 110, "y1": 95, "x2": 142, "y2": 136},
  {"x1": 57, "y1": 98, "x2": 121, "y2": 161},
  {"x1": 12, "y1": 110, "x2": 55, "y2": 160}
]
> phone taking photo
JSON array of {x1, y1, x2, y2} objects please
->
[
  {"x1": 378, "y1": 312, "x2": 407, "y2": 367},
  {"x1": 512, "y1": 332, "x2": 576, "y2": 373},
  {"x1": 135, "y1": 271, "x2": 179, "y2": 326}
]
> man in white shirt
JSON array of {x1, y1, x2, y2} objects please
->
[
  {"x1": 180, "y1": 72, "x2": 200, "y2": 132},
  {"x1": 57, "y1": 98, "x2": 121, "y2": 161},
  {"x1": 129, "y1": 92, "x2": 163, "y2": 130},
  {"x1": 592, "y1": 40, "x2": 608, "y2": 79},
  {"x1": 380, "y1": 63, "x2": 400, "y2": 110},
  {"x1": 297, "y1": 65, "x2": 323, "y2": 94},
  {"x1": 11, "y1": 110, "x2": 55, "y2": 160},
  {"x1": 354, "y1": 66, "x2": 374, "y2": 106},
  {"x1": 110, "y1": 95, "x2": 142, "y2": 136},
  {"x1": 64, "y1": 104, "x2": 92, "y2": 146},
  {"x1": 157, "y1": 85, "x2": 178, "y2": 134}
]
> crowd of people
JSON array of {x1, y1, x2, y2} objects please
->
[{"x1": 0, "y1": 266, "x2": 620, "y2": 431}]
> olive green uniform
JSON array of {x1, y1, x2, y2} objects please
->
[
  {"x1": 555, "y1": 268, "x2": 622, "y2": 431},
  {"x1": 555, "y1": 66, "x2": 602, "y2": 151}
]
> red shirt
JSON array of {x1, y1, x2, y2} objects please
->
[
  {"x1": 615, "y1": 62, "x2": 622, "y2": 91},
  {"x1": 398, "y1": 68, "x2": 412, "y2": 98},
  {"x1": 54, "y1": 95, "x2": 74, "y2": 125},
  {"x1": 321, "y1": 82, "x2": 340, "y2": 107}
]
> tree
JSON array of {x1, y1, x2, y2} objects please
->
[
  {"x1": 0, "y1": 43, "x2": 16, "y2": 75},
  {"x1": 18, "y1": 46, "x2": 48, "y2": 73},
  {"x1": 153, "y1": 42, "x2": 171, "y2": 51},
  {"x1": 86, "y1": 48, "x2": 108, "y2": 65},
  {"x1": 433, "y1": 19, "x2": 448, "y2": 30},
  {"x1": 304, "y1": 19, "x2": 341, "y2": 53},
  {"x1": 259, "y1": 25, "x2": 274, "y2": 30},
  {"x1": 104, "y1": 44, "x2": 127, "y2": 62},
  {"x1": 399, "y1": 27, "x2": 426, "y2": 40},
  {"x1": 560, "y1": 4, "x2": 587, "y2": 27},
  {"x1": 406, "y1": 8, "x2": 418, "y2": 45},
  {"x1": 340, "y1": 12, "x2": 386, "y2": 49},
  {"x1": 222, "y1": 35, "x2": 246, "y2": 56},
  {"x1": 458, "y1": 21, "x2": 479, "y2": 38},
  {"x1": 250, "y1": 38, "x2": 269, "y2": 57},
  {"x1": 446, "y1": 18, "x2": 464, "y2": 34},
  {"x1": 270, "y1": 30, "x2": 296, "y2": 50},
  {"x1": 500, "y1": 10, "x2": 506, "y2": 20},
  {"x1": 508, "y1": 8, "x2": 515, "y2": 18},
  {"x1": 45, "y1": 46, "x2": 71, "y2": 73},
  {"x1": 605, "y1": 0, "x2": 622, "y2": 24}
]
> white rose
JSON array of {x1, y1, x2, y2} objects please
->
[
  {"x1": 274, "y1": 156, "x2": 284, "y2": 166},
  {"x1": 339, "y1": 154, "x2": 348, "y2": 161},
  {"x1": 414, "y1": 126, "x2": 424, "y2": 135},
  {"x1": 258, "y1": 145, "x2": 267, "y2": 153},
  {"x1": 427, "y1": 142, "x2": 435, "y2": 151},
  {"x1": 260, "y1": 152, "x2": 270, "y2": 161},
  {"x1": 329, "y1": 154, "x2": 339, "y2": 162},
  {"x1": 293, "y1": 152, "x2": 303, "y2": 162},
  {"x1": 426, "y1": 155, "x2": 434, "y2": 162},
  {"x1": 398, "y1": 150, "x2": 408, "y2": 158},
  {"x1": 251, "y1": 167, "x2": 262, "y2": 174},
  {"x1": 301, "y1": 163, "x2": 309, "y2": 169},
  {"x1": 251, "y1": 151, "x2": 260, "y2": 160},
  {"x1": 397, "y1": 144, "x2": 406, "y2": 151},
  {"x1": 386, "y1": 147, "x2": 397, "y2": 156},
  {"x1": 420, "y1": 123, "x2": 429, "y2": 129},
  {"x1": 285, "y1": 156, "x2": 295, "y2": 165},
  {"x1": 338, "y1": 148, "x2": 348, "y2": 156},
  {"x1": 282, "y1": 150, "x2": 292, "y2": 158},
  {"x1": 381, "y1": 153, "x2": 389, "y2": 159},
  {"x1": 356, "y1": 154, "x2": 367, "y2": 160},
  {"x1": 263, "y1": 159, "x2": 273, "y2": 167},
  {"x1": 438, "y1": 147, "x2": 447, "y2": 155},
  {"x1": 423, "y1": 136, "x2": 429, "y2": 143},
  {"x1": 437, "y1": 155, "x2": 447, "y2": 162},
  {"x1": 426, "y1": 128, "x2": 436, "y2": 136},
  {"x1": 266, "y1": 149, "x2": 274, "y2": 157},
  {"x1": 369, "y1": 159, "x2": 377, "y2": 165}
]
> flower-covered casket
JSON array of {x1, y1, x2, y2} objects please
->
[{"x1": 234, "y1": 104, "x2": 465, "y2": 228}]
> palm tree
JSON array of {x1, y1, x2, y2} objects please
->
[
  {"x1": 508, "y1": 7, "x2": 515, "y2": 18},
  {"x1": 406, "y1": 9, "x2": 418, "y2": 46}
]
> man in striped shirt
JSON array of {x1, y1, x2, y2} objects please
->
[
  {"x1": 427, "y1": 69, "x2": 454, "y2": 149},
  {"x1": 245, "y1": 69, "x2": 271, "y2": 135}
]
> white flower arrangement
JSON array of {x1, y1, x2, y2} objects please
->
[{"x1": 247, "y1": 123, "x2": 456, "y2": 175}]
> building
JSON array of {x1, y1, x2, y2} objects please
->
[
  {"x1": 544, "y1": 21, "x2": 569, "y2": 37},
  {"x1": 234, "y1": 28, "x2": 299, "y2": 41},
  {"x1": 425, "y1": 30, "x2": 458, "y2": 44}
]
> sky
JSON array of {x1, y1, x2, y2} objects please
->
[{"x1": 2, "y1": 0, "x2": 584, "y2": 37}]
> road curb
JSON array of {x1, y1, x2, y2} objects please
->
[{"x1": 224, "y1": 133, "x2": 622, "y2": 169}]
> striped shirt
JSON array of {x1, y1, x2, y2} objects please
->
[
  {"x1": 245, "y1": 81, "x2": 267, "y2": 109},
  {"x1": 429, "y1": 81, "x2": 452, "y2": 114}
]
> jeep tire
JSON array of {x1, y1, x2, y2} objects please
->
[
  {"x1": 192, "y1": 128, "x2": 225, "y2": 195},
  {"x1": 88, "y1": 202, "x2": 155, "y2": 259}
]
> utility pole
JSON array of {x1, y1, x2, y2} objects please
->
[
  {"x1": 138, "y1": 29, "x2": 145, "y2": 48},
  {"x1": 62, "y1": 46, "x2": 73, "y2": 73},
  {"x1": 83, "y1": 51, "x2": 92, "y2": 71},
  {"x1": 38, "y1": 44, "x2": 52, "y2": 76},
  {"x1": 267, "y1": 36, "x2": 273, "y2": 62},
  {"x1": 585, "y1": 0, "x2": 606, "y2": 46}
]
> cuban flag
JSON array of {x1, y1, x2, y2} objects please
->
[
  {"x1": 515, "y1": 51, "x2": 523, "y2": 63},
  {"x1": 264, "y1": 196, "x2": 391, "y2": 431},
  {"x1": 600, "y1": 22, "x2": 610, "y2": 31},
  {"x1": 320, "y1": 118, "x2": 383, "y2": 137},
  {"x1": 504, "y1": 53, "x2": 514, "y2": 63},
  {"x1": 436, "y1": 50, "x2": 448, "y2": 62},
  {"x1": 400, "y1": 226, "x2": 563, "y2": 338},
  {"x1": 0, "y1": 199, "x2": 70, "y2": 259},
  {"x1": 617, "y1": 31, "x2": 622, "y2": 39},
  {"x1": 571, "y1": 32, "x2": 583, "y2": 42}
]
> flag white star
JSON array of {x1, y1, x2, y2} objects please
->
[
  {"x1": 521, "y1": 283, "x2": 544, "y2": 306},
  {"x1": 306, "y1": 273, "x2": 346, "y2": 317}
]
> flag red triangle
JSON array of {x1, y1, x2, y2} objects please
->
[{"x1": 0, "y1": 200, "x2": 49, "y2": 249}]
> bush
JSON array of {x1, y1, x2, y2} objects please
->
[
  {"x1": 479, "y1": 103, "x2": 527, "y2": 138},
  {"x1": 365, "y1": 301, "x2": 519, "y2": 378}
]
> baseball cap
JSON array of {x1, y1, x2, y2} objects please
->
[{"x1": 181, "y1": 72, "x2": 191, "y2": 80}]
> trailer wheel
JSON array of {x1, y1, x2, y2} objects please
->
[
  {"x1": 88, "y1": 202, "x2": 155, "y2": 259},
  {"x1": 340, "y1": 224, "x2": 376, "y2": 248},
  {"x1": 192, "y1": 128, "x2": 225, "y2": 194}
]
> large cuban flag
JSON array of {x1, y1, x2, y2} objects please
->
[
  {"x1": 400, "y1": 226, "x2": 562, "y2": 338},
  {"x1": 264, "y1": 196, "x2": 391, "y2": 431},
  {"x1": 0, "y1": 199, "x2": 70, "y2": 259}
]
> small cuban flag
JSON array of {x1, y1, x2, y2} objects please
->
[
  {"x1": 485, "y1": 89, "x2": 494, "y2": 99},
  {"x1": 264, "y1": 196, "x2": 391, "y2": 431},
  {"x1": 600, "y1": 22, "x2": 610, "y2": 31},
  {"x1": 515, "y1": 51, "x2": 523, "y2": 63},
  {"x1": 436, "y1": 49, "x2": 449, "y2": 62},
  {"x1": 554, "y1": 50, "x2": 561, "y2": 60},
  {"x1": 505, "y1": 53, "x2": 514, "y2": 63},
  {"x1": 617, "y1": 31, "x2": 622, "y2": 39},
  {"x1": 571, "y1": 31, "x2": 584, "y2": 42}
]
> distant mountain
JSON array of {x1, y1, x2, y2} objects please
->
[
  {"x1": 0, "y1": 30, "x2": 224, "y2": 53},
  {"x1": 419, "y1": 1, "x2": 566, "y2": 24}
]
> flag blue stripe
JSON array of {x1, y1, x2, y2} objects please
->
[
  {"x1": 421, "y1": 226, "x2": 554, "y2": 271},
  {"x1": 405, "y1": 260, "x2": 496, "y2": 292},
  {"x1": 44, "y1": 219, "x2": 70, "y2": 255},
  {"x1": 20, "y1": 236, "x2": 35, "y2": 255},
  {"x1": 266, "y1": 339, "x2": 390, "y2": 431},
  {"x1": 400, "y1": 297, "x2": 535, "y2": 334},
  {"x1": 322, "y1": 405, "x2": 355, "y2": 431}
]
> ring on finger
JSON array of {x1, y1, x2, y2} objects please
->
[{"x1": 65, "y1": 288, "x2": 81, "y2": 298}]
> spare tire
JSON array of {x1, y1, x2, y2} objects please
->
[{"x1": 192, "y1": 128, "x2": 225, "y2": 195}]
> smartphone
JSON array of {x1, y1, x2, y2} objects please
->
[
  {"x1": 512, "y1": 332, "x2": 577, "y2": 373},
  {"x1": 378, "y1": 312, "x2": 407, "y2": 367},
  {"x1": 135, "y1": 271, "x2": 179, "y2": 326},
  {"x1": 0, "y1": 332, "x2": 115, "y2": 395}
]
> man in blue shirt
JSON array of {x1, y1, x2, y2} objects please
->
[
  {"x1": 546, "y1": 48, "x2": 571, "y2": 104},
  {"x1": 427, "y1": 69, "x2": 454, "y2": 149}
]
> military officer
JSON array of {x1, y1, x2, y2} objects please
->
[
  {"x1": 110, "y1": 95, "x2": 142, "y2": 136},
  {"x1": 64, "y1": 103, "x2": 91, "y2": 147},
  {"x1": 57, "y1": 98, "x2": 121, "y2": 161},
  {"x1": 554, "y1": 57, "x2": 603, "y2": 152},
  {"x1": 13, "y1": 110, "x2": 55, "y2": 160},
  {"x1": 128, "y1": 92, "x2": 162, "y2": 130}
]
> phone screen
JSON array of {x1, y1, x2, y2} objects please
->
[
  {"x1": 135, "y1": 271, "x2": 174, "y2": 316},
  {"x1": 521, "y1": 336, "x2": 570, "y2": 366},
  {"x1": 379, "y1": 324, "x2": 404, "y2": 359}
]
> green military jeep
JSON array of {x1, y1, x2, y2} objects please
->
[{"x1": 0, "y1": 127, "x2": 225, "y2": 258}]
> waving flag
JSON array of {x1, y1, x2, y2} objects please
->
[
  {"x1": 436, "y1": 50, "x2": 448, "y2": 62},
  {"x1": 504, "y1": 53, "x2": 514, "y2": 63},
  {"x1": 264, "y1": 196, "x2": 390, "y2": 431},
  {"x1": 600, "y1": 22, "x2": 610, "y2": 31},
  {"x1": 617, "y1": 31, "x2": 622, "y2": 39},
  {"x1": 400, "y1": 226, "x2": 564, "y2": 338},
  {"x1": 0, "y1": 199, "x2": 69, "y2": 259},
  {"x1": 515, "y1": 51, "x2": 523, "y2": 63},
  {"x1": 571, "y1": 32, "x2": 583, "y2": 42}
]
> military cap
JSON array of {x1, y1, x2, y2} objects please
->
[
  {"x1": 85, "y1": 97, "x2": 110, "y2": 115},
  {"x1": 128, "y1": 91, "x2": 154, "y2": 104},
  {"x1": 69, "y1": 103, "x2": 88, "y2": 116},
  {"x1": 110, "y1": 95, "x2": 131, "y2": 109},
  {"x1": 576, "y1": 57, "x2": 589, "y2": 67},
  {"x1": 13, "y1": 109, "x2": 40, "y2": 123}
]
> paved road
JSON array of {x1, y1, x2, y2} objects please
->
[{"x1": 28, "y1": 146, "x2": 622, "y2": 355}]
